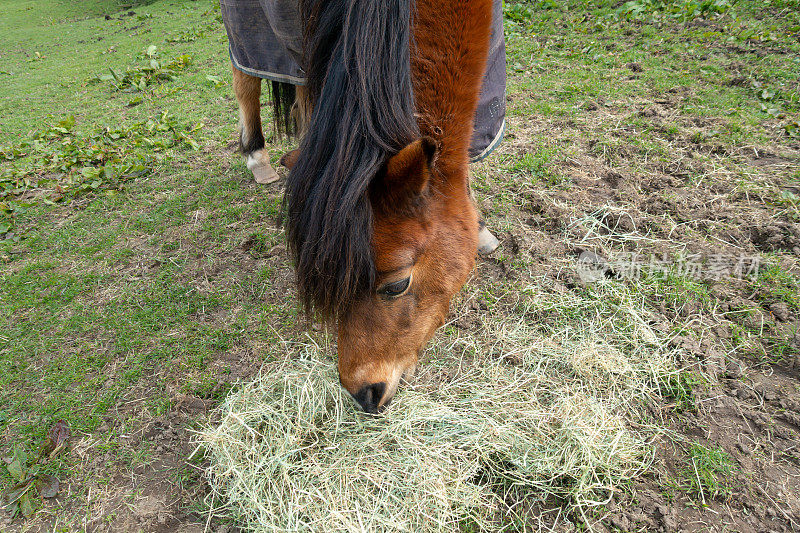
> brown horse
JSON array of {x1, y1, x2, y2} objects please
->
[{"x1": 232, "y1": 0, "x2": 496, "y2": 412}]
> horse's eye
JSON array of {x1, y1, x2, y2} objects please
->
[{"x1": 377, "y1": 276, "x2": 411, "y2": 298}]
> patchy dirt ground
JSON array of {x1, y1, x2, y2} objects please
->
[
  {"x1": 468, "y1": 180, "x2": 800, "y2": 531},
  {"x1": 470, "y1": 40, "x2": 800, "y2": 533},
  {"x1": 471, "y1": 93, "x2": 800, "y2": 532}
]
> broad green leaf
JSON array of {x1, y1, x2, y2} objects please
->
[
  {"x1": 79, "y1": 167, "x2": 101, "y2": 179},
  {"x1": 19, "y1": 493, "x2": 33, "y2": 517},
  {"x1": 57, "y1": 116, "x2": 75, "y2": 131},
  {"x1": 6, "y1": 458, "x2": 23, "y2": 480},
  {"x1": 146, "y1": 45, "x2": 158, "y2": 57},
  {"x1": 7, "y1": 446, "x2": 28, "y2": 481}
]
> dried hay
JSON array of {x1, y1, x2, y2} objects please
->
[{"x1": 200, "y1": 301, "x2": 671, "y2": 532}]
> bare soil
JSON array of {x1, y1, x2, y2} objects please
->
[{"x1": 469, "y1": 90, "x2": 800, "y2": 531}]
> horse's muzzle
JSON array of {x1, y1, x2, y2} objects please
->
[{"x1": 352, "y1": 382, "x2": 387, "y2": 414}]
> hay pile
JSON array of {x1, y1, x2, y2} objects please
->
[{"x1": 200, "y1": 303, "x2": 671, "y2": 532}]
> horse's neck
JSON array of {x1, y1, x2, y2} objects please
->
[{"x1": 411, "y1": 0, "x2": 493, "y2": 175}]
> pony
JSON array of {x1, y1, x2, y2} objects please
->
[{"x1": 231, "y1": 0, "x2": 496, "y2": 412}]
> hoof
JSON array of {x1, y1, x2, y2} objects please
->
[
  {"x1": 477, "y1": 226, "x2": 500, "y2": 255},
  {"x1": 251, "y1": 163, "x2": 280, "y2": 184},
  {"x1": 247, "y1": 150, "x2": 280, "y2": 184}
]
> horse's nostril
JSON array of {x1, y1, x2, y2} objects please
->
[{"x1": 353, "y1": 382, "x2": 386, "y2": 414}]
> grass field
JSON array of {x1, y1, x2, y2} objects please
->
[{"x1": 1, "y1": 0, "x2": 799, "y2": 531}]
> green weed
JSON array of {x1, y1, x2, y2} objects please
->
[
  {"x1": 92, "y1": 46, "x2": 192, "y2": 93},
  {"x1": 661, "y1": 371, "x2": 700, "y2": 413},
  {"x1": 2, "y1": 421, "x2": 70, "y2": 518},
  {"x1": 684, "y1": 443, "x2": 734, "y2": 502},
  {"x1": 773, "y1": 189, "x2": 800, "y2": 221},
  {"x1": 612, "y1": 0, "x2": 732, "y2": 22},
  {"x1": 0, "y1": 112, "x2": 202, "y2": 238}
]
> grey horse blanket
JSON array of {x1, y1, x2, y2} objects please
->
[{"x1": 220, "y1": 0, "x2": 506, "y2": 161}]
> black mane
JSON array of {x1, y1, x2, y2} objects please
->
[{"x1": 285, "y1": 0, "x2": 420, "y2": 320}]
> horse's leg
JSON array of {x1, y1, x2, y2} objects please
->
[
  {"x1": 292, "y1": 84, "x2": 311, "y2": 136},
  {"x1": 232, "y1": 66, "x2": 280, "y2": 184}
]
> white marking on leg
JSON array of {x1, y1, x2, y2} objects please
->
[
  {"x1": 247, "y1": 149, "x2": 280, "y2": 184},
  {"x1": 238, "y1": 111, "x2": 249, "y2": 147},
  {"x1": 246, "y1": 149, "x2": 267, "y2": 171}
]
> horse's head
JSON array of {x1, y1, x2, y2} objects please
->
[
  {"x1": 285, "y1": 0, "x2": 493, "y2": 414},
  {"x1": 342, "y1": 137, "x2": 477, "y2": 412},
  {"x1": 282, "y1": 138, "x2": 478, "y2": 412}
]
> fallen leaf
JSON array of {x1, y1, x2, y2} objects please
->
[
  {"x1": 43, "y1": 420, "x2": 70, "y2": 457},
  {"x1": 36, "y1": 475, "x2": 59, "y2": 499},
  {"x1": 4, "y1": 479, "x2": 34, "y2": 506}
]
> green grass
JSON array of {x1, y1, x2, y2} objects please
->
[
  {"x1": 501, "y1": 148, "x2": 568, "y2": 186},
  {"x1": 685, "y1": 443, "x2": 735, "y2": 502},
  {"x1": 753, "y1": 262, "x2": 800, "y2": 311},
  {"x1": 661, "y1": 371, "x2": 701, "y2": 413},
  {"x1": 503, "y1": 0, "x2": 800, "y2": 137},
  {"x1": 0, "y1": 0, "x2": 300, "y2": 504}
]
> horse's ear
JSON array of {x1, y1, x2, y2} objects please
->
[
  {"x1": 279, "y1": 149, "x2": 300, "y2": 169},
  {"x1": 374, "y1": 137, "x2": 437, "y2": 210}
]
